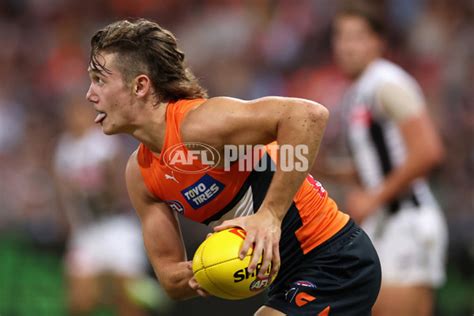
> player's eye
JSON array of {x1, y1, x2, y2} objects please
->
[
  {"x1": 93, "y1": 75, "x2": 104, "y2": 85},
  {"x1": 91, "y1": 75, "x2": 104, "y2": 85}
]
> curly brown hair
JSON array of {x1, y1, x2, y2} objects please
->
[{"x1": 89, "y1": 19, "x2": 207, "y2": 102}]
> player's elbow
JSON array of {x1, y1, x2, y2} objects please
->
[
  {"x1": 428, "y1": 140, "x2": 445, "y2": 168},
  {"x1": 295, "y1": 99, "x2": 330, "y2": 126},
  {"x1": 415, "y1": 140, "x2": 445, "y2": 174},
  {"x1": 311, "y1": 102, "x2": 330, "y2": 122}
]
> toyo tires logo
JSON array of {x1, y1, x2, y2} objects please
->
[{"x1": 162, "y1": 142, "x2": 221, "y2": 174}]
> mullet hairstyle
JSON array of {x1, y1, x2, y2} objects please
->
[{"x1": 90, "y1": 19, "x2": 208, "y2": 102}]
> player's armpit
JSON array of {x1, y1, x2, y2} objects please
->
[{"x1": 125, "y1": 151, "x2": 197, "y2": 300}]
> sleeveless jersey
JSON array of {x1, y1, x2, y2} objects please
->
[
  {"x1": 341, "y1": 59, "x2": 440, "y2": 213},
  {"x1": 137, "y1": 98, "x2": 349, "y2": 263}
]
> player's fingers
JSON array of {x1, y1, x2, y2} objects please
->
[
  {"x1": 188, "y1": 277, "x2": 199, "y2": 290},
  {"x1": 190, "y1": 277, "x2": 210, "y2": 297},
  {"x1": 213, "y1": 219, "x2": 241, "y2": 232},
  {"x1": 258, "y1": 238, "x2": 272, "y2": 279},
  {"x1": 269, "y1": 241, "x2": 280, "y2": 280},
  {"x1": 248, "y1": 237, "x2": 263, "y2": 274},
  {"x1": 239, "y1": 232, "x2": 255, "y2": 260},
  {"x1": 206, "y1": 233, "x2": 213, "y2": 239},
  {"x1": 196, "y1": 288, "x2": 210, "y2": 297}
]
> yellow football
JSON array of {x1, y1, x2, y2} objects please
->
[{"x1": 192, "y1": 228, "x2": 275, "y2": 300}]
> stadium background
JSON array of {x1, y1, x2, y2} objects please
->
[{"x1": 0, "y1": 0, "x2": 472, "y2": 315}]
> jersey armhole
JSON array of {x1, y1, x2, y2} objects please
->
[{"x1": 136, "y1": 144, "x2": 163, "y2": 200}]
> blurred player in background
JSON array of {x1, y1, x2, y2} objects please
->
[
  {"x1": 332, "y1": 1, "x2": 448, "y2": 315},
  {"x1": 54, "y1": 99, "x2": 146, "y2": 316}
]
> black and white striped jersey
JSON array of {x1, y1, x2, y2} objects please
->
[{"x1": 342, "y1": 59, "x2": 439, "y2": 214}]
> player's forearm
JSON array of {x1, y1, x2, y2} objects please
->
[
  {"x1": 262, "y1": 100, "x2": 329, "y2": 219},
  {"x1": 374, "y1": 152, "x2": 443, "y2": 207},
  {"x1": 152, "y1": 261, "x2": 197, "y2": 300}
]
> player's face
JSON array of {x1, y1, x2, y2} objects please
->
[
  {"x1": 86, "y1": 53, "x2": 135, "y2": 135},
  {"x1": 332, "y1": 15, "x2": 383, "y2": 78}
]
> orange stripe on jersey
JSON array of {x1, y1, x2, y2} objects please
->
[
  {"x1": 264, "y1": 143, "x2": 349, "y2": 254},
  {"x1": 294, "y1": 175, "x2": 349, "y2": 254}
]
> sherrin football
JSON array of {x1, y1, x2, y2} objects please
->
[{"x1": 192, "y1": 228, "x2": 276, "y2": 300}]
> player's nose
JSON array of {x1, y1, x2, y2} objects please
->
[{"x1": 86, "y1": 84, "x2": 98, "y2": 103}]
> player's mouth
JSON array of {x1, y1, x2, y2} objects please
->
[{"x1": 95, "y1": 111, "x2": 107, "y2": 124}]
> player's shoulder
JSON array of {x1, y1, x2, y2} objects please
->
[
  {"x1": 180, "y1": 96, "x2": 244, "y2": 142},
  {"x1": 198, "y1": 96, "x2": 244, "y2": 108},
  {"x1": 184, "y1": 96, "x2": 239, "y2": 119},
  {"x1": 370, "y1": 59, "x2": 416, "y2": 85},
  {"x1": 360, "y1": 59, "x2": 420, "y2": 98}
]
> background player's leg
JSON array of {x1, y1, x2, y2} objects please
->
[
  {"x1": 373, "y1": 285, "x2": 433, "y2": 316},
  {"x1": 113, "y1": 275, "x2": 146, "y2": 316},
  {"x1": 65, "y1": 235, "x2": 101, "y2": 315},
  {"x1": 67, "y1": 274, "x2": 100, "y2": 315},
  {"x1": 254, "y1": 306, "x2": 286, "y2": 316},
  {"x1": 102, "y1": 215, "x2": 147, "y2": 315}
]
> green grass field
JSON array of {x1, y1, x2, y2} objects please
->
[{"x1": 0, "y1": 233, "x2": 472, "y2": 316}]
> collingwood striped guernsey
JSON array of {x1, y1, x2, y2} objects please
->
[{"x1": 342, "y1": 58, "x2": 440, "y2": 214}]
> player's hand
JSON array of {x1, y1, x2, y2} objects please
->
[
  {"x1": 186, "y1": 262, "x2": 210, "y2": 298},
  {"x1": 213, "y1": 209, "x2": 282, "y2": 280},
  {"x1": 346, "y1": 188, "x2": 380, "y2": 224}
]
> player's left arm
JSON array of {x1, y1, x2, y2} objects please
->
[
  {"x1": 347, "y1": 81, "x2": 445, "y2": 221},
  {"x1": 181, "y1": 96, "x2": 329, "y2": 279}
]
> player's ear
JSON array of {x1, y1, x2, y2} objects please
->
[{"x1": 133, "y1": 74, "x2": 151, "y2": 98}]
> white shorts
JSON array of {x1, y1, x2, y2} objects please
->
[
  {"x1": 361, "y1": 205, "x2": 448, "y2": 288},
  {"x1": 66, "y1": 215, "x2": 147, "y2": 277}
]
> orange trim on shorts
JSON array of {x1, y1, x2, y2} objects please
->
[{"x1": 318, "y1": 306, "x2": 331, "y2": 316}]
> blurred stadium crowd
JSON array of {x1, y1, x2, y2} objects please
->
[{"x1": 0, "y1": 0, "x2": 472, "y2": 315}]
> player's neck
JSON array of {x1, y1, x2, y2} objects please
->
[
  {"x1": 353, "y1": 56, "x2": 380, "y2": 79},
  {"x1": 129, "y1": 101, "x2": 168, "y2": 153}
]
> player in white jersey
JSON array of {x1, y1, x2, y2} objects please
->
[
  {"x1": 54, "y1": 100, "x2": 146, "y2": 316},
  {"x1": 332, "y1": 1, "x2": 448, "y2": 316}
]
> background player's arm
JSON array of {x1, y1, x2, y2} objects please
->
[
  {"x1": 182, "y1": 96, "x2": 329, "y2": 278},
  {"x1": 125, "y1": 151, "x2": 204, "y2": 300},
  {"x1": 347, "y1": 82, "x2": 445, "y2": 220}
]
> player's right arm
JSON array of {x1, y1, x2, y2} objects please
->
[{"x1": 125, "y1": 150, "x2": 205, "y2": 300}]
